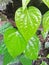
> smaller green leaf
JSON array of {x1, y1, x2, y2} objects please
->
[
  {"x1": 20, "y1": 55, "x2": 32, "y2": 65},
  {"x1": 24, "y1": 35, "x2": 40, "y2": 60},
  {"x1": 4, "y1": 27, "x2": 27, "y2": 58},
  {"x1": 43, "y1": 11, "x2": 49, "y2": 33},
  {"x1": 42, "y1": 0, "x2": 49, "y2": 8},
  {"x1": 22, "y1": 0, "x2": 30, "y2": 10}
]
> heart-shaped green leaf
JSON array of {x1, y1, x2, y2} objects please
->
[
  {"x1": 42, "y1": 0, "x2": 49, "y2": 8},
  {"x1": 24, "y1": 35, "x2": 41, "y2": 60},
  {"x1": 4, "y1": 27, "x2": 27, "y2": 58},
  {"x1": 43, "y1": 11, "x2": 49, "y2": 32},
  {"x1": 15, "y1": 6, "x2": 42, "y2": 42}
]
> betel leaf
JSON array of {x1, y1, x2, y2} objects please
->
[
  {"x1": 15, "y1": 6, "x2": 42, "y2": 42},
  {"x1": 42, "y1": 0, "x2": 49, "y2": 8},
  {"x1": 4, "y1": 27, "x2": 27, "y2": 58},
  {"x1": 24, "y1": 35, "x2": 40, "y2": 60},
  {"x1": 20, "y1": 55, "x2": 32, "y2": 65},
  {"x1": 22, "y1": 0, "x2": 30, "y2": 10},
  {"x1": 42, "y1": 11, "x2": 49, "y2": 33}
]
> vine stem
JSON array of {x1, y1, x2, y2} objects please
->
[{"x1": 22, "y1": 0, "x2": 30, "y2": 10}]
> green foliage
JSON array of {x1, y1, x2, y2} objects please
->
[
  {"x1": 24, "y1": 35, "x2": 40, "y2": 60},
  {"x1": 0, "y1": 22, "x2": 12, "y2": 34},
  {"x1": 41, "y1": 31, "x2": 48, "y2": 39},
  {"x1": 42, "y1": 11, "x2": 49, "y2": 39},
  {"x1": 0, "y1": 40, "x2": 6, "y2": 54},
  {"x1": 0, "y1": 17, "x2": 13, "y2": 55},
  {"x1": 40, "y1": 61, "x2": 47, "y2": 65},
  {"x1": 43, "y1": 11, "x2": 49, "y2": 32},
  {"x1": 3, "y1": 0, "x2": 42, "y2": 65},
  {"x1": 4, "y1": 27, "x2": 27, "y2": 58},
  {"x1": 42, "y1": 0, "x2": 49, "y2": 8},
  {"x1": 3, "y1": 50, "x2": 13, "y2": 65},
  {"x1": 1, "y1": 0, "x2": 49, "y2": 65},
  {"x1": 47, "y1": 54, "x2": 49, "y2": 58},
  {"x1": 9, "y1": 57, "x2": 19, "y2": 65},
  {"x1": 15, "y1": 6, "x2": 41, "y2": 42}
]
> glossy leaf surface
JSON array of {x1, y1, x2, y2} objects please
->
[
  {"x1": 43, "y1": 11, "x2": 49, "y2": 32},
  {"x1": 42, "y1": 0, "x2": 49, "y2": 8},
  {"x1": 4, "y1": 27, "x2": 27, "y2": 58},
  {"x1": 15, "y1": 6, "x2": 42, "y2": 41},
  {"x1": 24, "y1": 35, "x2": 40, "y2": 60}
]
